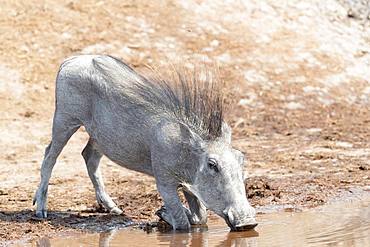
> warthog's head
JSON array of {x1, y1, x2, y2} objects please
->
[{"x1": 186, "y1": 123, "x2": 257, "y2": 231}]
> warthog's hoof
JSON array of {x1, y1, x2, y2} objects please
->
[
  {"x1": 35, "y1": 210, "x2": 47, "y2": 218},
  {"x1": 110, "y1": 207, "x2": 123, "y2": 215},
  {"x1": 156, "y1": 206, "x2": 171, "y2": 225}
]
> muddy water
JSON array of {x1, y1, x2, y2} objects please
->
[{"x1": 27, "y1": 197, "x2": 370, "y2": 247}]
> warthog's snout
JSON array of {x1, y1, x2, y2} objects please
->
[{"x1": 222, "y1": 206, "x2": 258, "y2": 231}]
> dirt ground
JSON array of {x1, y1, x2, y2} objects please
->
[{"x1": 0, "y1": 0, "x2": 369, "y2": 244}]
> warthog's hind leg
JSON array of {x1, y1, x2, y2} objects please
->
[
  {"x1": 82, "y1": 139, "x2": 122, "y2": 215},
  {"x1": 33, "y1": 114, "x2": 80, "y2": 218}
]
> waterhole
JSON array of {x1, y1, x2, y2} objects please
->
[{"x1": 22, "y1": 196, "x2": 370, "y2": 246}]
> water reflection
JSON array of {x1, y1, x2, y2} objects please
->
[
  {"x1": 92, "y1": 226, "x2": 259, "y2": 247},
  {"x1": 36, "y1": 237, "x2": 51, "y2": 247},
  {"x1": 214, "y1": 231, "x2": 259, "y2": 247},
  {"x1": 99, "y1": 230, "x2": 118, "y2": 247},
  {"x1": 154, "y1": 228, "x2": 259, "y2": 247},
  {"x1": 33, "y1": 197, "x2": 370, "y2": 247}
]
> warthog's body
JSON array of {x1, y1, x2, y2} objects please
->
[{"x1": 34, "y1": 55, "x2": 257, "y2": 230}]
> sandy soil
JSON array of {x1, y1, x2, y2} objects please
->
[{"x1": 0, "y1": 0, "x2": 369, "y2": 244}]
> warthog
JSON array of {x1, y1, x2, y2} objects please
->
[{"x1": 33, "y1": 55, "x2": 257, "y2": 231}]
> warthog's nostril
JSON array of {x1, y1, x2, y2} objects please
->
[{"x1": 233, "y1": 223, "x2": 258, "y2": 231}]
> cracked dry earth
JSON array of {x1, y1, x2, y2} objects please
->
[{"x1": 0, "y1": 0, "x2": 369, "y2": 244}]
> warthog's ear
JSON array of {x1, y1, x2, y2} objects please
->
[
  {"x1": 179, "y1": 123, "x2": 205, "y2": 154},
  {"x1": 232, "y1": 149, "x2": 245, "y2": 167},
  {"x1": 154, "y1": 120, "x2": 204, "y2": 155},
  {"x1": 221, "y1": 122, "x2": 232, "y2": 144}
]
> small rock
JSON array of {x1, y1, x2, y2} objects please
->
[
  {"x1": 210, "y1": 40, "x2": 219, "y2": 47},
  {"x1": 359, "y1": 165, "x2": 368, "y2": 171},
  {"x1": 285, "y1": 102, "x2": 305, "y2": 110}
]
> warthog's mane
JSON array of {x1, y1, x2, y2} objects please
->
[{"x1": 92, "y1": 56, "x2": 224, "y2": 140}]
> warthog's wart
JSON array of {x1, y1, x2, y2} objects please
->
[{"x1": 33, "y1": 55, "x2": 257, "y2": 230}]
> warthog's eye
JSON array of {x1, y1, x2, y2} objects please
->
[{"x1": 208, "y1": 158, "x2": 219, "y2": 173}]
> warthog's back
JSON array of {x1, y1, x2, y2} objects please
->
[{"x1": 56, "y1": 55, "x2": 156, "y2": 174}]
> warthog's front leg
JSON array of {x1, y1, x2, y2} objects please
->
[{"x1": 156, "y1": 184, "x2": 191, "y2": 230}]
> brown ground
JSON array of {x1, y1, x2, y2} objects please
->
[{"x1": 0, "y1": 0, "x2": 369, "y2": 245}]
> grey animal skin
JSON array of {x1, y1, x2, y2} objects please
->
[{"x1": 33, "y1": 55, "x2": 257, "y2": 231}]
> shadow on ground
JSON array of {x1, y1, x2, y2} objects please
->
[{"x1": 0, "y1": 209, "x2": 133, "y2": 234}]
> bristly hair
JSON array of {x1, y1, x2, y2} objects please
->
[{"x1": 93, "y1": 56, "x2": 225, "y2": 140}]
